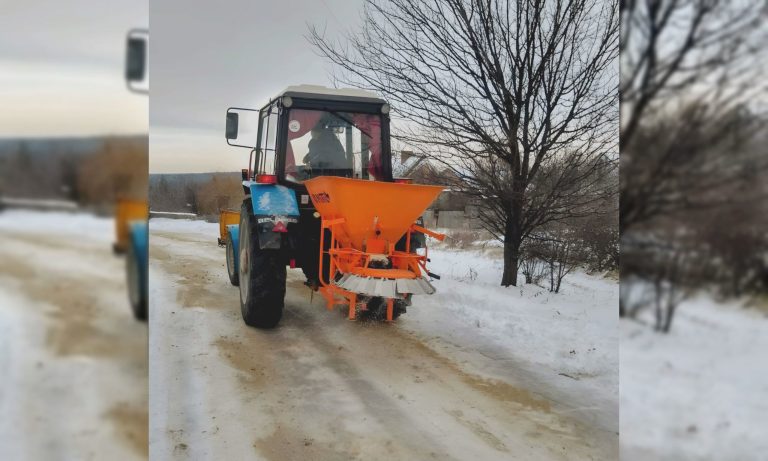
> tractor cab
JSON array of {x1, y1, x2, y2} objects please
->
[{"x1": 225, "y1": 85, "x2": 393, "y2": 188}]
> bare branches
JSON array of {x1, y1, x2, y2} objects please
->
[
  {"x1": 620, "y1": 0, "x2": 766, "y2": 149},
  {"x1": 620, "y1": 0, "x2": 768, "y2": 232},
  {"x1": 310, "y1": 0, "x2": 619, "y2": 286}
]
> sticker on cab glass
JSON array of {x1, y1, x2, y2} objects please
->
[{"x1": 289, "y1": 120, "x2": 301, "y2": 132}]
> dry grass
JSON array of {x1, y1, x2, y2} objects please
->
[{"x1": 443, "y1": 229, "x2": 484, "y2": 249}]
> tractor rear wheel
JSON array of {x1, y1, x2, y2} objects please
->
[
  {"x1": 126, "y1": 229, "x2": 147, "y2": 321},
  {"x1": 238, "y1": 200, "x2": 285, "y2": 328},
  {"x1": 226, "y1": 235, "x2": 239, "y2": 286}
]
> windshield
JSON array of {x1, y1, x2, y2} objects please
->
[{"x1": 285, "y1": 109, "x2": 385, "y2": 183}]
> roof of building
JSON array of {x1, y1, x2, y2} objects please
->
[
  {"x1": 392, "y1": 155, "x2": 426, "y2": 177},
  {"x1": 279, "y1": 85, "x2": 386, "y2": 104}
]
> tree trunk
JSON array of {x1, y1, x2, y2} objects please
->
[
  {"x1": 501, "y1": 213, "x2": 523, "y2": 287},
  {"x1": 662, "y1": 302, "x2": 676, "y2": 333},
  {"x1": 501, "y1": 235, "x2": 521, "y2": 287},
  {"x1": 653, "y1": 279, "x2": 663, "y2": 331},
  {"x1": 549, "y1": 258, "x2": 555, "y2": 292}
]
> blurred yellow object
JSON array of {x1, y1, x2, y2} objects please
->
[
  {"x1": 113, "y1": 199, "x2": 148, "y2": 253},
  {"x1": 218, "y1": 209, "x2": 241, "y2": 246}
]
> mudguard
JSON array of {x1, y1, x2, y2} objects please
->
[
  {"x1": 246, "y1": 182, "x2": 299, "y2": 250},
  {"x1": 247, "y1": 183, "x2": 300, "y2": 216},
  {"x1": 227, "y1": 224, "x2": 240, "y2": 273}
]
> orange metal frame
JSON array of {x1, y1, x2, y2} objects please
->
[{"x1": 316, "y1": 217, "x2": 445, "y2": 321}]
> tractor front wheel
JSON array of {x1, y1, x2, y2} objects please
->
[
  {"x1": 226, "y1": 235, "x2": 239, "y2": 286},
  {"x1": 126, "y1": 227, "x2": 147, "y2": 321},
  {"x1": 238, "y1": 200, "x2": 285, "y2": 328}
]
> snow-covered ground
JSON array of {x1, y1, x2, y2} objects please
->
[
  {"x1": 621, "y1": 295, "x2": 768, "y2": 460},
  {"x1": 0, "y1": 210, "x2": 148, "y2": 460},
  {"x1": 404, "y1": 240, "x2": 619, "y2": 431},
  {"x1": 149, "y1": 218, "x2": 618, "y2": 459}
]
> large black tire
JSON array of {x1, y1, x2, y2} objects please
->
[
  {"x1": 126, "y1": 232, "x2": 147, "y2": 321},
  {"x1": 238, "y1": 200, "x2": 285, "y2": 328},
  {"x1": 226, "y1": 235, "x2": 239, "y2": 286}
]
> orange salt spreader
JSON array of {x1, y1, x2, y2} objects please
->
[{"x1": 304, "y1": 176, "x2": 446, "y2": 321}]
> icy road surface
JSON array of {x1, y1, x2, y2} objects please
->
[
  {"x1": 149, "y1": 218, "x2": 618, "y2": 460},
  {"x1": 0, "y1": 210, "x2": 148, "y2": 460}
]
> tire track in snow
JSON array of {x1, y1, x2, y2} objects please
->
[{"x1": 0, "y1": 229, "x2": 147, "y2": 460}]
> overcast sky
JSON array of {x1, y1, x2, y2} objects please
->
[
  {"x1": 0, "y1": 1, "x2": 148, "y2": 137},
  {"x1": 150, "y1": 0, "x2": 365, "y2": 173}
]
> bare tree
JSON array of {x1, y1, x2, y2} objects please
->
[
  {"x1": 78, "y1": 138, "x2": 148, "y2": 211},
  {"x1": 311, "y1": 0, "x2": 619, "y2": 286},
  {"x1": 621, "y1": 234, "x2": 695, "y2": 331},
  {"x1": 619, "y1": 0, "x2": 768, "y2": 232},
  {"x1": 650, "y1": 247, "x2": 692, "y2": 333},
  {"x1": 535, "y1": 225, "x2": 581, "y2": 294},
  {"x1": 691, "y1": 189, "x2": 768, "y2": 297},
  {"x1": 520, "y1": 240, "x2": 546, "y2": 285},
  {"x1": 573, "y1": 196, "x2": 619, "y2": 272},
  {"x1": 194, "y1": 174, "x2": 243, "y2": 220}
]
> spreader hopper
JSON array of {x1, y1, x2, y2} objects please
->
[
  {"x1": 304, "y1": 176, "x2": 445, "y2": 321},
  {"x1": 304, "y1": 176, "x2": 443, "y2": 250}
]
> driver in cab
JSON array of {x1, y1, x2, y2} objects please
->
[{"x1": 302, "y1": 122, "x2": 349, "y2": 174}]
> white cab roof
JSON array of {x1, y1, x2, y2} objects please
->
[{"x1": 279, "y1": 85, "x2": 386, "y2": 104}]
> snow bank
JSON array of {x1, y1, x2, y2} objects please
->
[
  {"x1": 0, "y1": 197, "x2": 78, "y2": 210},
  {"x1": 150, "y1": 217, "x2": 218, "y2": 236},
  {"x1": 402, "y1": 244, "x2": 619, "y2": 429},
  {"x1": 621, "y1": 296, "x2": 768, "y2": 460},
  {"x1": 417, "y1": 246, "x2": 617, "y2": 378}
]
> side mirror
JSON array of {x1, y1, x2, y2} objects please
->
[
  {"x1": 125, "y1": 29, "x2": 148, "y2": 94},
  {"x1": 125, "y1": 37, "x2": 146, "y2": 82},
  {"x1": 226, "y1": 113, "x2": 239, "y2": 139},
  {"x1": 225, "y1": 106, "x2": 260, "y2": 148}
]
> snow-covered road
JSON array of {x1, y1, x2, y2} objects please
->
[
  {"x1": 149, "y1": 218, "x2": 618, "y2": 460},
  {"x1": 0, "y1": 210, "x2": 148, "y2": 460}
]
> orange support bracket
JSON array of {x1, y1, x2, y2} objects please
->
[
  {"x1": 411, "y1": 224, "x2": 445, "y2": 242},
  {"x1": 322, "y1": 217, "x2": 346, "y2": 228},
  {"x1": 348, "y1": 293, "x2": 357, "y2": 320},
  {"x1": 319, "y1": 285, "x2": 357, "y2": 320}
]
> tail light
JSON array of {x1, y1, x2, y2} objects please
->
[
  {"x1": 272, "y1": 221, "x2": 288, "y2": 233},
  {"x1": 394, "y1": 178, "x2": 412, "y2": 184},
  {"x1": 256, "y1": 174, "x2": 277, "y2": 184}
]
